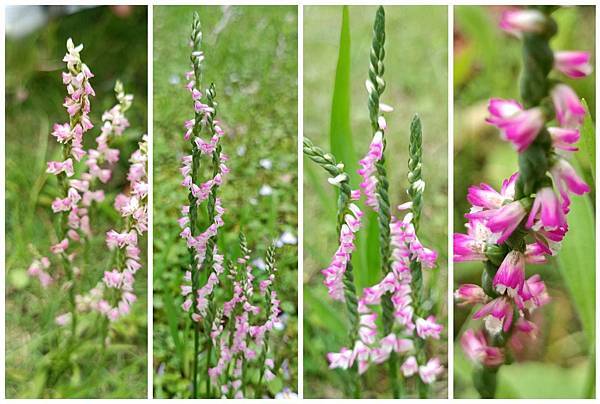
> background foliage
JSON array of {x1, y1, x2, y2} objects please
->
[
  {"x1": 152, "y1": 5, "x2": 298, "y2": 398},
  {"x1": 303, "y1": 5, "x2": 448, "y2": 398},
  {"x1": 454, "y1": 5, "x2": 596, "y2": 399},
  {"x1": 5, "y1": 6, "x2": 148, "y2": 398}
]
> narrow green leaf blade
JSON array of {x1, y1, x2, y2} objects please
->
[
  {"x1": 557, "y1": 189, "x2": 595, "y2": 350},
  {"x1": 578, "y1": 99, "x2": 595, "y2": 182},
  {"x1": 329, "y1": 5, "x2": 357, "y2": 185},
  {"x1": 163, "y1": 291, "x2": 185, "y2": 367}
]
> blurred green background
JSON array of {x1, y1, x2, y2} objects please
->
[
  {"x1": 304, "y1": 5, "x2": 448, "y2": 398},
  {"x1": 152, "y1": 6, "x2": 298, "y2": 398},
  {"x1": 5, "y1": 6, "x2": 148, "y2": 398},
  {"x1": 454, "y1": 6, "x2": 595, "y2": 398}
]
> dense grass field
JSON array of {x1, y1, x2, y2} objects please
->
[
  {"x1": 5, "y1": 6, "x2": 148, "y2": 398},
  {"x1": 454, "y1": 6, "x2": 596, "y2": 398},
  {"x1": 303, "y1": 5, "x2": 448, "y2": 398},
  {"x1": 152, "y1": 6, "x2": 298, "y2": 398}
]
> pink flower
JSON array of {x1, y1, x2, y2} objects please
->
[
  {"x1": 526, "y1": 187, "x2": 565, "y2": 230},
  {"x1": 548, "y1": 127, "x2": 580, "y2": 152},
  {"x1": 483, "y1": 200, "x2": 528, "y2": 244},
  {"x1": 517, "y1": 274, "x2": 550, "y2": 312},
  {"x1": 524, "y1": 242, "x2": 548, "y2": 264},
  {"x1": 499, "y1": 9, "x2": 546, "y2": 36},
  {"x1": 461, "y1": 329, "x2": 504, "y2": 367},
  {"x1": 50, "y1": 238, "x2": 69, "y2": 254},
  {"x1": 358, "y1": 131, "x2": 384, "y2": 211},
  {"x1": 51, "y1": 123, "x2": 73, "y2": 143},
  {"x1": 55, "y1": 313, "x2": 72, "y2": 326},
  {"x1": 493, "y1": 251, "x2": 525, "y2": 297},
  {"x1": 453, "y1": 219, "x2": 498, "y2": 262},
  {"x1": 47, "y1": 159, "x2": 75, "y2": 177},
  {"x1": 401, "y1": 356, "x2": 418, "y2": 377},
  {"x1": 358, "y1": 312, "x2": 378, "y2": 344},
  {"x1": 418, "y1": 357, "x2": 443, "y2": 384},
  {"x1": 554, "y1": 51, "x2": 593, "y2": 78},
  {"x1": 486, "y1": 99, "x2": 544, "y2": 152},
  {"x1": 473, "y1": 297, "x2": 514, "y2": 335},
  {"x1": 550, "y1": 159, "x2": 590, "y2": 211},
  {"x1": 551, "y1": 84, "x2": 586, "y2": 128},
  {"x1": 327, "y1": 347, "x2": 354, "y2": 370},
  {"x1": 455, "y1": 284, "x2": 487, "y2": 306},
  {"x1": 486, "y1": 98, "x2": 523, "y2": 126},
  {"x1": 515, "y1": 317, "x2": 537, "y2": 336},
  {"x1": 416, "y1": 315, "x2": 443, "y2": 340}
]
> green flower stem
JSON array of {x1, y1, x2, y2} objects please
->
[
  {"x1": 188, "y1": 12, "x2": 203, "y2": 399},
  {"x1": 407, "y1": 114, "x2": 428, "y2": 398},
  {"x1": 303, "y1": 137, "x2": 361, "y2": 397},
  {"x1": 475, "y1": 7, "x2": 558, "y2": 398},
  {"x1": 256, "y1": 242, "x2": 276, "y2": 398},
  {"x1": 366, "y1": 6, "x2": 402, "y2": 398}
]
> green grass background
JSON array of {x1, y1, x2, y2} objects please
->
[
  {"x1": 454, "y1": 6, "x2": 596, "y2": 398},
  {"x1": 152, "y1": 5, "x2": 298, "y2": 398},
  {"x1": 5, "y1": 6, "x2": 148, "y2": 398},
  {"x1": 303, "y1": 5, "x2": 448, "y2": 398}
]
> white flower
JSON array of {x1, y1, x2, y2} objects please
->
[
  {"x1": 259, "y1": 158, "x2": 273, "y2": 170},
  {"x1": 278, "y1": 231, "x2": 297, "y2": 246},
  {"x1": 275, "y1": 388, "x2": 298, "y2": 399},
  {"x1": 259, "y1": 184, "x2": 273, "y2": 196},
  {"x1": 252, "y1": 258, "x2": 266, "y2": 270}
]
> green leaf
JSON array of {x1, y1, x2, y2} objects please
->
[
  {"x1": 496, "y1": 361, "x2": 590, "y2": 398},
  {"x1": 557, "y1": 187, "x2": 595, "y2": 350},
  {"x1": 163, "y1": 290, "x2": 185, "y2": 368},
  {"x1": 329, "y1": 6, "x2": 356, "y2": 184},
  {"x1": 303, "y1": 288, "x2": 346, "y2": 340},
  {"x1": 577, "y1": 99, "x2": 595, "y2": 182}
]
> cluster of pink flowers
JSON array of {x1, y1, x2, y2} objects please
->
[
  {"x1": 358, "y1": 131, "x2": 383, "y2": 211},
  {"x1": 321, "y1": 194, "x2": 362, "y2": 301},
  {"x1": 29, "y1": 38, "x2": 95, "y2": 294},
  {"x1": 357, "y1": 99, "x2": 392, "y2": 210},
  {"x1": 327, "y1": 204, "x2": 442, "y2": 383},
  {"x1": 176, "y1": 40, "x2": 284, "y2": 396},
  {"x1": 76, "y1": 135, "x2": 148, "y2": 322},
  {"x1": 325, "y1": 103, "x2": 443, "y2": 384},
  {"x1": 207, "y1": 252, "x2": 282, "y2": 398},
  {"x1": 456, "y1": 8, "x2": 592, "y2": 367},
  {"x1": 177, "y1": 52, "x2": 229, "y2": 320},
  {"x1": 29, "y1": 39, "x2": 145, "y2": 328}
]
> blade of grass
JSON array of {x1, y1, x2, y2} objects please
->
[
  {"x1": 557, "y1": 187, "x2": 595, "y2": 349},
  {"x1": 577, "y1": 99, "x2": 595, "y2": 182},
  {"x1": 328, "y1": 6, "x2": 372, "y2": 291},
  {"x1": 329, "y1": 5, "x2": 356, "y2": 184},
  {"x1": 162, "y1": 291, "x2": 185, "y2": 369}
]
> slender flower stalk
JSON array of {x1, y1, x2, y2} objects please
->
[
  {"x1": 33, "y1": 38, "x2": 96, "y2": 338},
  {"x1": 303, "y1": 137, "x2": 362, "y2": 397},
  {"x1": 407, "y1": 115, "x2": 430, "y2": 398},
  {"x1": 360, "y1": 7, "x2": 402, "y2": 398},
  {"x1": 456, "y1": 6, "x2": 592, "y2": 398},
  {"x1": 176, "y1": 12, "x2": 229, "y2": 398}
]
